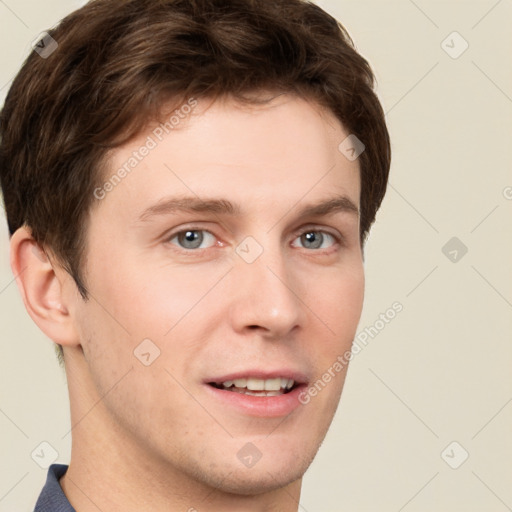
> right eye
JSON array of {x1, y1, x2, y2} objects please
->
[{"x1": 165, "y1": 228, "x2": 218, "y2": 252}]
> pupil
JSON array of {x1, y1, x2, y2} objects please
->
[
  {"x1": 180, "y1": 230, "x2": 202, "y2": 249},
  {"x1": 304, "y1": 232, "x2": 321, "y2": 249}
]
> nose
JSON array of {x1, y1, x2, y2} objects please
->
[{"x1": 227, "y1": 239, "x2": 305, "y2": 340}]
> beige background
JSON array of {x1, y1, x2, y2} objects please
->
[{"x1": 1, "y1": 0, "x2": 511, "y2": 510}]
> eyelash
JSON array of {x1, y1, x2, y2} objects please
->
[{"x1": 164, "y1": 225, "x2": 344, "y2": 255}]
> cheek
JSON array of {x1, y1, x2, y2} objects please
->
[
  {"x1": 125, "y1": 266, "x2": 231, "y2": 338},
  {"x1": 303, "y1": 264, "x2": 364, "y2": 398},
  {"x1": 85, "y1": 251, "x2": 201, "y2": 339},
  {"x1": 318, "y1": 263, "x2": 365, "y2": 341}
]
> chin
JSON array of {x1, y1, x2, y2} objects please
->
[
  {"x1": 201, "y1": 462, "x2": 309, "y2": 496},
  {"x1": 181, "y1": 437, "x2": 321, "y2": 496}
]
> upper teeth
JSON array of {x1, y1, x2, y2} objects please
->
[{"x1": 222, "y1": 378, "x2": 294, "y2": 391}]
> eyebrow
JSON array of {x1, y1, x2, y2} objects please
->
[{"x1": 137, "y1": 194, "x2": 359, "y2": 222}]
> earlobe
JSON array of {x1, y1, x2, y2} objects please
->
[{"x1": 10, "y1": 226, "x2": 80, "y2": 347}]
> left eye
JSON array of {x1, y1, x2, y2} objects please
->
[
  {"x1": 166, "y1": 228, "x2": 339, "y2": 252},
  {"x1": 293, "y1": 230, "x2": 338, "y2": 250}
]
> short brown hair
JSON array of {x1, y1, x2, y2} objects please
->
[{"x1": 0, "y1": 0, "x2": 391, "y2": 361}]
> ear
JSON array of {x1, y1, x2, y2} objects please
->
[{"x1": 10, "y1": 226, "x2": 81, "y2": 347}]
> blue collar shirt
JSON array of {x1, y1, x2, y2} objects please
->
[{"x1": 33, "y1": 464, "x2": 75, "y2": 512}]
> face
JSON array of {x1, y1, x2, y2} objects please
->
[{"x1": 72, "y1": 93, "x2": 364, "y2": 494}]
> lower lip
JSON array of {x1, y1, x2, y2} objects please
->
[{"x1": 204, "y1": 384, "x2": 306, "y2": 418}]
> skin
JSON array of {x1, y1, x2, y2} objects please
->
[{"x1": 11, "y1": 93, "x2": 364, "y2": 511}]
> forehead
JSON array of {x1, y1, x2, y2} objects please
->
[{"x1": 95, "y1": 93, "x2": 361, "y2": 221}]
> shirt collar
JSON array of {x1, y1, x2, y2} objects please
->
[{"x1": 33, "y1": 463, "x2": 75, "y2": 512}]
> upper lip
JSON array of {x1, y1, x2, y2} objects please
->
[{"x1": 205, "y1": 369, "x2": 309, "y2": 385}]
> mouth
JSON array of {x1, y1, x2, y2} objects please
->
[
  {"x1": 204, "y1": 372, "x2": 308, "y2": 417},
  {"x1": 208, "y1": 377, "x2": 298, "y2": 397}
]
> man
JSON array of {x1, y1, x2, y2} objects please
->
[{"x1": 0, "y1": 0, "x2": 390, "y2": 510}]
